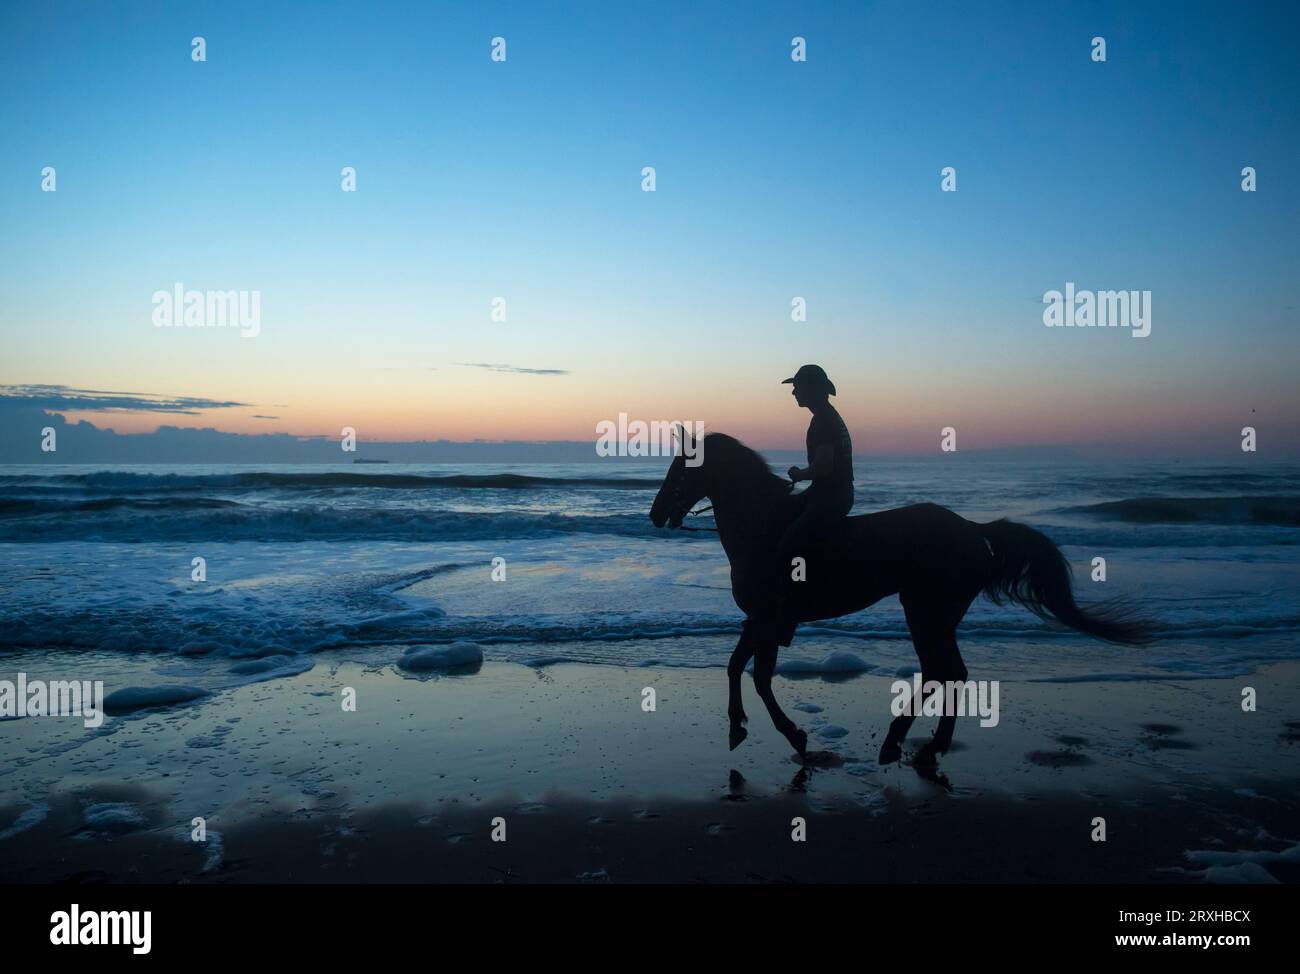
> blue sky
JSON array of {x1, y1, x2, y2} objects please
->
[{"x1": 1, "y1": 0, "x2": 1297, "y2": 456}]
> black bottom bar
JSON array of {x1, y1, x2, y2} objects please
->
[{"x1": 0, "y1": 882, "x2": 1289, "y2": 960}]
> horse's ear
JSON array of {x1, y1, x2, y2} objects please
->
[{"x1": 675, "y1": 423, "x2": 692, "y2": 455}]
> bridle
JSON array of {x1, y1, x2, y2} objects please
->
[
  {"x1": 662, "y1": 467, "x2": 717, "y2": 532},
  {"x1": 661, "y1": 464, "x2": 793, "y2": 534}
]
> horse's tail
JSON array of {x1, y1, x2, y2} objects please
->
[{"x1": 978, "y1": 518, "x2": 1155, "y2": 645}]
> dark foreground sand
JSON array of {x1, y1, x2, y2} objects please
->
[{"x1": 1, "y1": 654, "x2": 1297, "y2": 883}]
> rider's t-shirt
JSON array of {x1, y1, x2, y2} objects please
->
[{"x1": 806, "y1": 405, "x2": 854, "y2": 493}]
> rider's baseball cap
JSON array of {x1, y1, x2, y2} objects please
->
[{"x1": 782, "y1": 364, "x2": 836, "y2": 396}]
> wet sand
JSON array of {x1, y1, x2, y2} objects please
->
[{"x1": 1, "y1": 654, "x2": 1297, "y2": 883}]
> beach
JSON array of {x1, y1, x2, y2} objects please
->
[{"x1": 2, "y1": 651, "x2": 1297, "y2": 883}]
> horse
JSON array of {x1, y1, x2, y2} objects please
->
[{"x1": 648, "y1": 431, "x2": 1153, "y2": 767}]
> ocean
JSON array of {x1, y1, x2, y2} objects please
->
[{"x1": 1, "y1": 457, "x2": 1297, "y2": 690}]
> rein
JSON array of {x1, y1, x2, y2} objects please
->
[
  {"x1": 677, "y1": 503, "x2": 717, "y2": 532},
  {"x1": 674, "y1": 475, "x2": 794, "y2": 534},
  {"x1": 662, "y1": 438, "x2": 795, "y2": 536}
]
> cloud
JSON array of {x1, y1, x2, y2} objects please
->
[
  {"x1": 457, "y1": 363, "x2": 569, "y2": 376},
  {"x1": 0, "y1": 404, "x2": 602, "y2": 463},
  {"x1": 0, "y1": 381, "x2": 607, "y2": 462},
  {"x1": 0, "y1": 384, "x2": 252, "y2": 415}
]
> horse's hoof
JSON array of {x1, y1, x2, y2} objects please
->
[
  {"x1": 729, "y1": 725, "x2": 748, "y2": 751},
  {"x1": 913, "y1": 743, "x2": 940, "y2": 768},
  {"x1": 878, "y1": 741, "x2": 903, "y2": 765}
]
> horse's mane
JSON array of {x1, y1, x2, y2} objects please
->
[{"x1": 703, "y1": 433, "x2": 793, "y2": 494}]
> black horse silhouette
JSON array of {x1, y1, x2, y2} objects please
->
[{"x1": 649, "y1": 431, "x2": 1153, "y2": 767}]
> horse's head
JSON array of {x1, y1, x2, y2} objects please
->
[
  {"x1": 649, "y1": 427, "x2": 708, "y2": 529},
  {"x1": 649, "y1": 430, "x2": 791, "y2": 529}
]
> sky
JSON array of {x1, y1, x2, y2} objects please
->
[{"x1": 1, "y1": 0, "x2": 1298, "y2": 459}]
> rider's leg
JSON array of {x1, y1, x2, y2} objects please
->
[
  {"x1": 777, "y1": 504, "x2": 819, "y2": 589},
  {"x1": 774, "y1": 491, "x2": 843, "y2": 614},
  {"x1": 766, "y1": 486, "x2": 852, "y2": 646},
  {"x1": 770, "y1": 503, "x2": 819, "y2": 645}
]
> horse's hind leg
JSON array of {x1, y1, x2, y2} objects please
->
[
  {"x1": 913, "y1": 631, "x2": 968, "y2": 766},
  {"x1": 753, "y1": 639, "x2": 807, "y2": 758},
  {"x1": 728, "y1": 624, "x2": 757, "y2": 750},
  {"x1": 880, "y1": 594, "x2": 973, "y2": 765},
  {"x1": 881, "y1": 684, "x2": 921, "y2": 765}
]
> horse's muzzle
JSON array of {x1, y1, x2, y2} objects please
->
[{"x1": 648, "y1": 506, "x2": 681, "y2": 530}]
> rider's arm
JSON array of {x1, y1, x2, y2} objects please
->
[
  {"x1": 808, "y1": 442, "x2": 836, "y2": 484},
  {"x1": 790, "y1": 443, "x2": 835, "y2": 483}
]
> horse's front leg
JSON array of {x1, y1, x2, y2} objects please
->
[
  {"x1": 753, "y1": 640, "x2": 808, "y2": 758},
  {"x1": 727, "y1": 624, "x2": 756, "y2": 750}
]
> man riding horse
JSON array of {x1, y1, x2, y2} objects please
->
[
  {"x1": 768, "y1": 365, "x2": 856, "y2": 646},
  {"x1": 648, "y1": 379, "x2": 1152, "y2": 766}
]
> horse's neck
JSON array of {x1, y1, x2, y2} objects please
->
[{"x1": 711, "y1": 484, "x2": 784, "y2": 563}]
